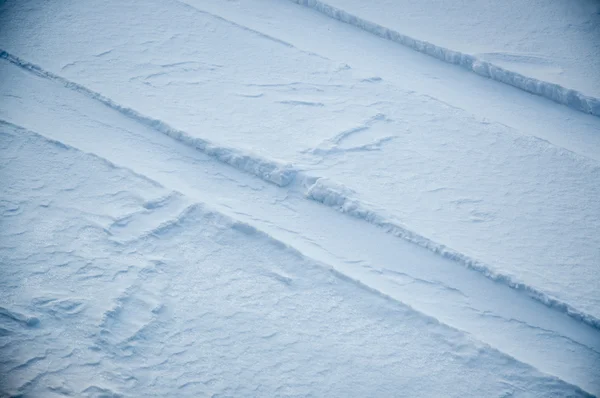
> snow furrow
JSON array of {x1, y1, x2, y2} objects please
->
[
  {"x1": 0, "y1": 124, "x2": 477, "y2": 344},
  {"x1": 172, "y1": 0, "x2": 306, "y2": 54},
  {"x1": 287, "y1": 0, "x2": 600, "y2": 117},
  {"x1": 304, "y1": 177, "x2": 600, "y2": 331},
  {"x1": 3, "y1": 122, "x2": 592, "y2": 396},
  {"x1": 0, "y1": 119, "x2": 166, "y2": 192},
  {"x1": 2, "y1": 51, "x2": 599, "y2": 332},
  {"x1": 3, "y1": 108, "x2": 599, "y2": 393},
  {"x1": 0, "y1": 50, "x2": 297, "y2": 188}
]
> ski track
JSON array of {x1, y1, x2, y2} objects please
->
[
  {"x1": 287, "y1": 0, "x2": 600, "y2": 117},
  {"x1": 1, "y1": 78, "x2": 594, "y2": 392},
  {"x1": 0, "y1": 123, "x2": 595, "y2": 396},
  {"x1": 0, "y1": 51, "x2": 296, "y2": 188},
  {"x1": 1, "y1": 50, "x2": 598, "y2": 333}
]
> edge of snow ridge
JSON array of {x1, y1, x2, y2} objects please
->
[
  {"x1": 0, "y1": 50, "x2": 297, "y2": 188},
  {"x1": 303, "y1": 177, "x2": 600, "y2": 331},
  {"x1": 3, "y1": 49, "x2": 598, "y2": 331},
  {"x1": 288, "y1": 0, "x2": 600, "y2": 117},
  {"x1": 2, "y1": 124, "x2": 594, "y2": 396}
]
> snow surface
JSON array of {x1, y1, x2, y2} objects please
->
[
  {"x1": 292, "y1": 0, "x2": 600, "y2": 102},
  {"x1": 1, "y1": 0, "x2": 599, "y2": 396}
]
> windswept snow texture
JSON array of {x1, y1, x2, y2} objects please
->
[
  {"x1": 1, "y1": 0, "x2": 600, "y2": 396},
  {"x1": 0, "y1": 124, "x2": 591, "y2": 397}
]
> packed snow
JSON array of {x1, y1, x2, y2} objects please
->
[
  {"x1": 289, "y1": 0, "x2": 600, "y2": 114},
  {"x1": 1, "y1": 0, "x2": 599, "y2": 396}
]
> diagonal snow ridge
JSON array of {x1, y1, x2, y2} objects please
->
[
  {"x1": 97, "y1": 262, "x2": 167, "y2": 354},
  {"x1": 304, "y1": 178, "x2": 600, "y2": 331},
  {"x1": 4, "y1": 120, "x2": 599, "y2": 395},
  {"x1": 3, "y1": 50, "x2": 599, "y2": 333},
  {"x1": 10, "y1": 126, "x2": 590, "y2": 395},
  {"x1": 287, "y1": 0, "x2": 600, "y2": 117},
  {"x1": 0, "y1": 50, "x2": 296, "y2": 188},
  {"x1": 0, "y1": 120, "x2": 167, "y2": 194}
]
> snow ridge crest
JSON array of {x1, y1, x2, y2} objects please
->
[
  {"x1": 0, "y1": 50, "x2": 297, "y2": 188},
  {"x1": 3, "y1": 49, "x2": 598, "y2": 331},
  {"x1": 304, "y1": 177, "x2": 600, "y2": 331},
  {"x1": 289, "y1": 0, "x2": 600, "y2": 117}
]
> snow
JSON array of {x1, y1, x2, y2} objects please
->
[
  {"x1": 290, "y1": 0, "x2": 600, "y2": 102},
  {"x1": 0, "y1": 124, "x2": 591, "y2": 397},
  {"x1": 1, "y1": 0, "x2": 599, "y2": 396},
  {"x1": 0, "y1": 51, "x2": 297, "y2": 188}
]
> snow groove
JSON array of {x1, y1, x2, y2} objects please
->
[
  {"x1": 304, "y1": 177, "x2": 600, "y2": 331},
  {"x1": 287, "y1": 0, "x2": 600, "y2": 117},
  {"x1": 3, "y1": 52, "x2": 599, "y2": 332},
  {"x1": 0, "y1": 50, "x2": 297, "y2": 187},
  {"x1": 5, "y1": 122, "x2": 600, "y2": 393},
  {"x1": 89, "y1": 193, "x2": 595, "y2": 394}
]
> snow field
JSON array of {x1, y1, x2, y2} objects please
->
[
  {"x1": 0, "y1": 124, "x2": 591, "y2": 397},
  {"x1": 1, "y1": 0, "x2": 599, "y2": 395}
]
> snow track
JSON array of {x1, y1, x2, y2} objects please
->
[
  {"x1": 0, "y1": 51, "x2": 296, "y2": 188},
  {"x1": 1, "y1": 50, "x2": 598, "y2": 333},
  {"x1": 1, "y1": 55, "x2": 599, "y2": 394},
  {"x1": 288, "y1": 0, "x2": 600, "y2": 116},
  {"x1": 1, "y1": 0, "x2": 599, "y2": 394},
  {"x1": 0, "y1": 123, "x2": 594, "y2": 396},
  {"x1": 305, "y1": 178, "x2": 600, "y2": 330}
]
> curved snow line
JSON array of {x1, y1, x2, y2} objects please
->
[
  {"x1": 0, "y1": 50, "x2": 297, "y2": 188},
  {"x1": 3, "y1": 51, "x2": 598, "y2": 332},
  {"x1": 288, "y1": 0, "x2": 600, "y2": 117},
  {"x1": 303, "y1": 177, "x2": 600, "y2": 331}
]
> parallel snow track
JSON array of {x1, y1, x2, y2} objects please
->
[
  {"x1": 5, "y1": 122, "x2": 595, "y2": 396},
  {"x1": 2, "y1": 49, "x2": 599, "y2": 331},
  {"x1": 287, "y1": 0, "x2": 600, "y2": 117},
  {"x1": 0, "y1": 51, "x2": 296, "y2": 188}
]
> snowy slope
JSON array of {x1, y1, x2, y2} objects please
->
[{"x1": 1, "y1": 0, "x2": 599, "y2": 396}]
